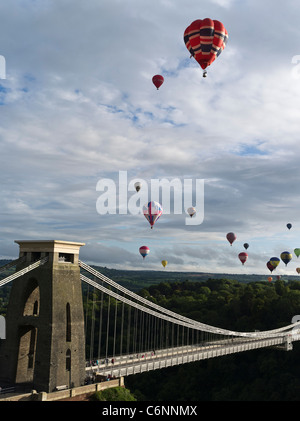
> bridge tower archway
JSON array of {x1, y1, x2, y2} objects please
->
[{"x1": 0, "y1": 240, "x2": 86, "y2": 393}]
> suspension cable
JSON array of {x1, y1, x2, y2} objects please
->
[{"x1": 79, "y1": 261, "x2": 300, "y2": 338}]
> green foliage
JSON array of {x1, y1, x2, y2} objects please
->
[
  {"x1": 90, "y1": 386, "x2": 136, "y2": 401},
  {"x1": 79, "y1": 263, "x2": 299, "y2": 292},
  {"x1": 125, "y1": 277, "x2": 300, "y2": 401},
  {"x1": 141, "y1": 277, "x2": 299, "y2": 332},
  {"x1": 2, "y1": 259, "x2": 300, "y2": 401}
]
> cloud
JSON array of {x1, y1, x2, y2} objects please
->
[{"x1": 1, "y1": 0, "x2": 300, "y2": 276}]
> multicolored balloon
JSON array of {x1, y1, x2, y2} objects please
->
[
  {"x1": 161, "y1": 260, "x2": 168, "y2": 268},
  {"x1": 143, "y1": 201, "x2": 163, "y2": 229},
  {"x1": 226, "y1": 232, "x2": 236, "y2": 246},
  {"x1": 139, "y1": 246, "x2": 150, "y2": 259},
  {"x1": 280, "y1": 251, "x2": 292, "y2": 266},
  {"x1": 152, "y1": 75, "x2": 164, "y2": 90},
  {"x1": 184, "y1": 18, "x2": 228, "y2": 77},
  {"x1": 238, "y1": 252, "x2": 248, "y2": 265},
  {"x1": 270, "y1": 257, "x2": 280, "y2": 269},
  {"x1": 267, "y1": 261, "x2": 275, "y2": 273}
]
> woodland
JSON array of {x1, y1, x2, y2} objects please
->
[
  {"x1": 124, "y1": 277, "x2": 300, "y2": 401},
  {"x1": 1, "y1": 260, "x2": 300, "y2": 401}
]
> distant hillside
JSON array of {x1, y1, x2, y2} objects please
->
[
  {"x1": 86, "y1": 264, "x2": 291, "y2": 292},
  {"x1": 0, "y1": 260, "x2": 19, "y2": 278},
  {"x1": 0, "y1": 260, "x2": 14, "y2": 267},
  {"x1": 0, "y1": 259, "x2": 296, "y2": 293}
]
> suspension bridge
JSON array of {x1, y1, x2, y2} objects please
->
[{"x1": 0, "y1": 240, "x2": 300, "y2": 393}]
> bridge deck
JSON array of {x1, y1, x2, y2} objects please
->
[{"x1": 86, "y1": 335, "x2": 292, "y2": 378}]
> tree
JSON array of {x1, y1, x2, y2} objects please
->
[{"x1": 90, "y1": 386, "x2": 136, "y2": 401}]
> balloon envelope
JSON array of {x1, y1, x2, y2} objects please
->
[
  {"x1": 238, "y1": 252, "x2": 248, "y2": 265},
  {"x1": 287, "y1": 223, "x2": 292, "y2": 230},
  {"x1": 268, "y1": 277, "x2": 273, "y2": 282},
  {"x1": 161, "y1": 260, "x2": 168, "y2": 268},
  {"x1": 270, "y1": 257, "x2": 280, "y2": 268},
  {"x1": 184, "y1": 18, "x2": 228, "y2": 73},
  {"x1": 143, "y1": 201, "x2": 163, "y2": 229},
  {"x1": 226, "y1": 232, "x2": 236, "y2": 245},
  {"x1": 267, "y1": 261, "x2": 275, "y2": 273},
  {"x1": 243, "y1": 243, "x2": 249, "y2": 250},
  {"x1": 296, "y1": 268, "x2": 300, "y2": 274},
  {"x1": 139, "y1": 246, "x2": 150, "y2": 259},
  {"x1": 134, "y1": 181, "x2": 142, "y2": 192},
  {"x1": 152, "y1": 75, "x2": 164, "y2": 90},
  {"x1": 280, "y1": 251, "x2": 292, "y2": 266},
  {"x1": 294, "y1": 248, "x2": 300, "y2": 258},
  {"x1": 187, "y1": 207, "x2": 196, "y2": 217}
]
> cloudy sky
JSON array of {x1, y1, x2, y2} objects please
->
[{"x1": 1, "y1": 0, "x2": 300, "y2": 276}]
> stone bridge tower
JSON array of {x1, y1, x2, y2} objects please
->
[{"x1": 0, "y1": 240, "x2": 86, "y2": 393}]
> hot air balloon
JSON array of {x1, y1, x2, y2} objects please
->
[
  {"x1": 287, "y1": 223, "x2": 292, "y2": 230},
  {"x1": 296, "y1": 268, "x2": 300, "y2": 274},
  {"x1": 184, "y1": 18, "x2": 228, "y2": 77},
  {"x1": 268, "y1": 277, "x2": 273, "y2": 282},
  {"x1": 161, "y1": 260, "x2": 168, "y2": 268},
  {"x1": 280, "y1": 251, "x2": 292, "y2": 266},
  {"x1": 187, "y1": 207, "x2": 196, "y2": 217},
  {"x1": 294, "y1": 248, "x2": 300, "y2": 258},
  {"x1": 152, "y1": 75, "x2": 164, "y2": 90},
  {"x1": 143, "y1": 201, "x2": 163, "y2": 229},
  {"x1": 243, "y1": 243, "x2": 249, "y2": 250},
  {"x1": 139, "y1": 246, "x2": 150, "y2": 259},
  {"x1": 134, "y1": 181, "x2": 142, "y2": 192},
  {"x1": 238, "y1": 252, "x2": 248, "y2": 265},
  {"x1": 270, "y1": 257, "x2": 280, "y2": 269},
  {"x1": 267, "y1": 261, "x2": 275, "y2": 273},
  {"x1": 226, "y1": 232, "x2": 236, "y2": 246}
]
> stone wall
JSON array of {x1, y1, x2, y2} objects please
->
[{"x1": 0, "y1": 377, "x2": 124, "y2": 401}]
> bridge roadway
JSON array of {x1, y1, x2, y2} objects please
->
[{"x1": 86, "y1": 333, "x2": 300, "y2": 378}]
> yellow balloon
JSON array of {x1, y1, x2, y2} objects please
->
[{"x1": 161, "y1": 260, "x2": 168, "y2": 268}]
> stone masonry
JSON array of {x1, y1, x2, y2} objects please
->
[{"x1": 0, "y1": 240, "x2": 86, "y2": 393}]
